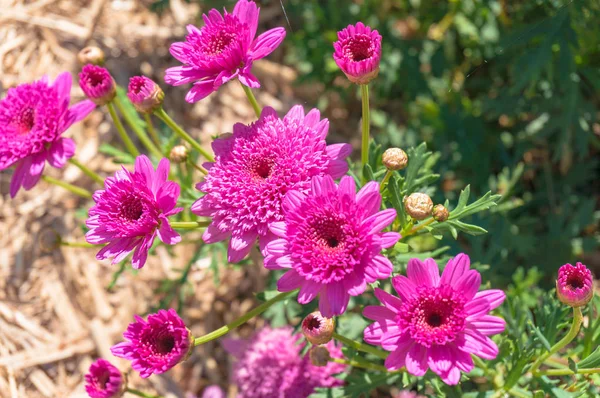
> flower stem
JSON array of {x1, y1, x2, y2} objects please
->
[
  {"x1": 332, "y1": 332, "x2": 388, "y2": 360},
  {"x1": 379, "y1": 170, "x2": 392, "y2": 193},
  {"x1": 154, "y1": 108, "x2": 215, "y2": 162},
  {"x1": 360, "y1": 84, "x2": 370, "y2": 172},
  {"x1": 60, "y1": 241, "x2": 99, "y2": 248},
  {"x1": 530, "y1": 307, "x2": 583, "y2": 377},
  {"x1": 144, "y1": 113, "x2": 162, "y2": 150},
  {"x1": 331, "y1": 357, "x2": 393, "y2": 373},
  {"x1": 402, "y1": 218, "x2": 435, "y2": 237},
  {"x1": 537, "y1": 367, "x2": 600, "y2": 376},
  {"x1": 41, "y1": 175, "x2": 92, "y2": 199},
  {"x1": 114, "y1": 97, "x2": 163, "y2": 159},
  {"x1": 194, "y1": 291, "x2": 296, "y2": 346},
  {"x1": 67, "y1": 158, "x2": 104, "y2": 185},
  {"x1": 170, "y1": 221, "x2": 211, "y2": 229},
  {"x1": 508, "y1": 387, "x2": 532, "y2": 398},
  {"x1": 241, "y1": 83, "x2": 261, "y2": 118},
  {"x1": 125, "y1": 388, "x2": 162, "y2": 398},
  {"x1": 188, "y1": 159, "x2": 208, "y2": 175},
  {"x1": 107, "y1": 102, "x2": 140, "y2": 157}
]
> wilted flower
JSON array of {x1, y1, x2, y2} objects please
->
[
  {"x1": 222, "y1": 326, "x2": 344, "y2": 398},
  {"x1": 308, "y1": 345, "x2": 331, "y2": 367},
  {"x1": 84, "y1": 358, "x2": 125, "y2": 398},
  {"x1": 86, "y1": 155, "x2": 182, "y2": 269},
  {"x1": 127, "y1": 76, "x2": 164, "y2": 113},
  {"x1": 79, "y1": 64, "x2": 116, "y2": 106},
  {"x1": 111, "y1": 309, "x2": 192, "y2": 378},
  {"x1": 432, "y1": 204, "x2": 449, "y2": 222},
  {"x1": 0, "y1": 73, "x2": 95, "y2": 197},
  {"x1": 556, "y1": 262, "x2": 594, "y2": 307},
  {"x1": 302, "y1": 311, "x2": 335, "y2": 345},
  {"x1": 404, "y1": 192, "x2": 433, "y2": 220},
  {"x1": 264, "y1": 175, "x2": 400, "y2": 317},
  {"x1": 364, "y1": 253, "x2": 506, "y2": 385},
  {"x1": 165, "y1": 0, "x2": 286, "y2": 102},
  {"x1": 382, "y1": 148, "x2": 408, "y2": 171},
  {"x1": 191, "y1": 106, "x2": 351, "y2": 263},
  {"x1": 77, "y1": 46, "x2": 105, "y2": 66},
  {"x1": 333, "y1": 22, "x2": 382, "y2": 85}
]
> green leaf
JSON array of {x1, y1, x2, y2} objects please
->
[
  {"x1": 578, "y1": 346, "x2": 600, "y2": 369},
  {"x1": 528, "y1": 320, "x2": 552, "y2": 352},
  {"x1": 568, "y1": 357, "x2": 578, "y2": 373},
  {"x1": 362, "y1": 163, "x2": 375, "y2": 182},
  {"x1": 99, "y1": 143, "x2": 135, "y2": 164},
  {"x1": 255, "y1": 290, "x2": 283, "y2": 302}
]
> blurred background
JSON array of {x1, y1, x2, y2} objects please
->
[{"x1": 0, "y1": 0, "x2": 598, "y2": 397}]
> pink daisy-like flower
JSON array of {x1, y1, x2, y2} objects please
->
[
  {"x1": 84, "y1": 359, "x2": 124, "y2": 398},
  {"x1": 86, "y1": 155, "x2": 182, "y2": 269},
  {"x1": 0, "y1": 73, "x2": 95, "y2": 197},
  {"x1": 263, "y1": 175, "x2": 400, "y2": 317},
  {"x1": 333, "y1": 22, "x2": 382, "y2": 84},
  {"x1": 191, "y1": 105, "x2": 351, "y2": 263},
  {"x1": 363, "y1": 253, "x2": 506, "y2": 385},
  {"x1": 79, "y1": 64, "x2": 116, "y2": 106},
  {"x1": 223, "y1": 326, "x2": 344, "y2": 398},
  {"x1": 556, "y1": 262, "x2": 594, "y2": 307},
  {"x1": 165, "y1": 0, "x2": 286, "y2": 102},
  {"x1": 127, "y1": 76, "x2": 164, "y2": 114},
  {"x1": 111, "y1": 309, "x2": 192, "y2": 378}
]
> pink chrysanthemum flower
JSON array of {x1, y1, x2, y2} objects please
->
[
  {"x1": 84, "y1": 359, "x2": 124, "y2": 398},
  {"x1": 79, "y1": 64, "x2": 116, "y2": 105},
  {"x1": 556, "y1": 262, "x2": 594, "y2": 307},
  {"x1": 86, "y1": 155, "x2": 182, "y2": 269},
  {"x1": 364, "y1": 254, "x2": 506, "y2": 385},
  {"x1": 333, "y1": 22, "x2": 382, "y2": 84},
  {"x1": 127, "y1": 76, "x2": 164, "y2": 114},
  {"x1": 223, "y1": 326, "x2": 344, "y2": 398},
  {"x1": 263, "y1": 175, "x2": 399, "y2": 317},
  {"x1": 191, "y1": 106, "x2": 351, "y2": 263},
  {"x1": 165, "y1": 0, "x2": 286, "y2": 102},
  {"x1": 0, "y1": 73, "x2": 95, "y2": 197},
  {"x1": 111, "y1": 309, "x2": 192, "y2": 378}
]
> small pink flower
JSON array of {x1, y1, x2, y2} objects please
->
[
  {"x1": 264, "y1": 175, "x2": 400, "y2": 317},
  {"x1": 84, "y1": 359, "x2": 124, "y2": 398},
  {"x1": 0, "y1": 73, "x2": 95, "y2": 197},
  {"x1": 333, "y1": 22, "x2": 382, "y2": 84},
  {"x1": 364, "y1": 254, "x2": 506, "y2": 385},
  {"x1": 556, "y1": 262, "x2": 594, "y2": 307},
  {"x1": 200, "y1": 385, "x2": 225, "y2": 398},
  {"x1": 127, "y1": 76, "x2": 164, "y2": 113},
  {"x1": 191, "y1": 106, "x2": 351, "y2": 263},
  {"x1": 86, "y1": 155, "x2": 182, "y2": 269},
  {"x1": 165, "y1": 0, "x2": 286, "y2": 102},
  {"x1": 79, "y1": 64, "x2": 116, "y2": 105},
  {"x1": 111, "y1": 309, "x2": 192, "y2": 378}
]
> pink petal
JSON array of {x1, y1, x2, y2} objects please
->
[
  {"x1": 364, "y1": 255, "x2": 393, "y2": 281},
  {"x1": 202, "y1": 223, "x2": 230, "y2": 244},
  {"x1": 468, "y1": 315, "x2": 506, "y2": 336},
  {"x1": 22, "y1": 152, "x2": 46, "y2": 190},
  {"x1": 325, "y1": 283, "x2": 350, "y2": 316},
  {"x1": 343, "y1": 272, "x2": 367, "y2": 296},
  {"x1": 185, "y1": 80, "x2": 216, "y2": 103},
  {"x1": 439, "y1": 366, "x2": 462, "y2": 385},
  {"x1": 131, "y1": 234, "x2": 156, "y2": 269},
  {"x1": 384, "y1": 341, "x2": 413, "y2": 371},
  {"x1": 464, "y1": 297, "x2": 491, "y2": 320},
  {"x1": 461, "y1": 329, "x2": 499, "y2": 360},
  {"x1": 380, "y1": 232, "x2": 401, "y2": 248},
  {"x1": 156, "y1": 181, "x2": 180, "y2": 213},
  {"x1": 407, "y1": 258, "x2": 440, "y2": 287},
  {"x1": 381, "y1": 328, "x2": 407, "y2": 351},
  {"x1": 391, "y1": 275, "x2": 417, "y2": 302},
  {"x1": 427, "y1": 345, "x2": 452, "y2": 374},
  {"x1": 454, "y1": 270, "x2": 481, "y2": 301},
  {"x1": 473, "y1": 289, "x2": 506, "y2": 311},
  {"x1": 362, "y1": 209, "x2": 397, "y2": 234},
  {"x1": 228, "y1": 231, "x2": 257, "y2": 262},
  {"x1": 249, "y1": 27, "x2": 286, "y2": 60},
  {"x1": 284, "y1": 105, "x2": 305, "y2": 124},
  {"x1": 232, "y1": 0, "x2": 259, "y2": 40},
  {"x1": 357, "y1": 191, "x2": 381, "y2": 217},
  {"x1": 264, "y1": 238, "x2": 287, "y2": 255},
  {"x1": 405, "y1": 344, "x2": 429, "y2": 376},
  {"x1": 311, "y1": 175, "x2": 336, "y2": 197},
  {"x1": 373, "y1": 288, "x2": 403, "y2": 313},
  {"x1": 298, "y1": 280, "x2": 321, "y2": 304},
  {"x1": 326, "y1": 143, "x2": 352, "y2": 160},
  {"x1": 327, "y1": 160, "x2": 349, "y2": 178},
  {"x1": 440, "y1": 253, "x2": 470, "y2": 286},
  {"x1": 356, "y1": 181, "x2": 379, "y2": 202},
  {"x1": 268, "y1": 221, "x2": 287, "y2": 238},
  {"x1": 157, "y1": 220, "x2": 181, "y2": 245},
  {"x1": 47, "y1": 137, "x2": 75, "y2": 168},
  {"x1": 238, "y1": 69, "x2": 260, "y2": 89},
  {"x1": 282, "y1": 190, "x2": 306, "y2": 211},
  {"x1": 337, "y1": 175, "x2": 356, "y2": 200},
  {"x1": 10, "y1": 157, "x2": 31, "y2": 197},
  {"x1": 134, "y1": 155, "x2": 154, "y2": 187},
  {"x1": 363, "y1": 305, "x2": 396, "y2": 322},
  {"x1": 303, "y1": 108, "x2": 321, "y2": 127},
  {"x1": 52, "y1": 72, "x2": 72, "y2": 109},
  {"x1": 277, "y1": 270, "x2": 304, "y2": 291}
]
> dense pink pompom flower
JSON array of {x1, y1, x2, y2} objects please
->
[
  {"x1": 363, "y1": 254, "x2": 506, "y2": 385},
  {"x1": 263, "y1": 175, "x2": 400, "y2": 317},
  {"x1": 86, "y1": 155, "x2": 183, "y2": 269},
  {"x1": 191, "y1": 105, "x2": 351, "y2": 263},
  {"x1": 79, "y1": 64, "x2": 116, "y2": 105},
  {"x1": 111, "y1": 309, "x2": 192, "y2": 378},
  {"x1": 0, "y1": 73, "x2": 95, "y2": 197},
  {"x1": 333, "y1": 22, "x2": 382, "y2": 84},
  {"x1": 223, "y1": 326, "x2": 344, "y2": 398},
  {"x1": 127, "y1": 76, "x2": 164, "y2": 113},
  {"x1": 84, "y1": 359, "x2": 124, "y2": 398},
  {"x1": 556, "y1": 262, "x2": 594, "y2": 307},
  {"x1": 165, "y1": 0, "x2": 286, "y2": 102}
]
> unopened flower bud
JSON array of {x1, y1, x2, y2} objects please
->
[
  {"x1": 382, "y1": 148, "x2": 408, "y2": 171},
  {"x1": 404, "y1": 192, "x2": 433, "y2": 220},
  {"x1": 302, "y1": 311, "x2": 335, "y2": 345},
  {"x1": 169, "y1": 145, "x2": 189, "y2": 164},
  {"x1": 308, "y1": 345, "x2": 331, "y2": 367},
  {"x1": 79, "y1": 64, "x2": 116, "y2": 106},
  {"x1": 127, "y1": 76, "x2": 164, "y2": 113},
  {"x1": 556, "y1": 262, "x2": 594, "y2": 307},
  {"x1": 432, "y1": 204, "x2": 449, "y2": 222},
  {"x1": 77, "y1": 46, "x2": 105, "y2": 66},
  {"x1": 38, "y1": 228, "x2": 61, "y2": 253}
]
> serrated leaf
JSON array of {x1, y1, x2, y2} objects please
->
[
  {"x1": 528, "y1": 320, "x2": 552, "y2": 351},
  {"x1": 578, "y1": 346, "x2": 600, "y2": 369}
]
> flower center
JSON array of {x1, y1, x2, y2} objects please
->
[
  {"x1": 303, "y1": 315, "x2": 322, "y2": 331},
  {"x1": 248, "y1": 156, "x2": 275, "y2": 180},
  {"x1": 96, "y1": 371, "x2": 109, "y2": 390},
  {"x1": 129, "y1": 78, "x2": 146, "y2": 95},
  {"x1": 85, "y1": 71, "x2": 106, "y2": 87},
  {"x1": 567, "y1": 275, "x2": 584, "y2": 290},
  {"x1": 312, "y1": 217, "x2": 345, "y2": 250},
  {"x1": 343, "y1": 35, "x2": 374, "y2": 62},
  {"x1": 14, "y1": 107, "x2": 35, "y2": 134},
  {"x1": 204, "y1": 29, "x2": 237, "y2": 56},
  {"x1": 119, "y1": 195, "x2": 144, "y2": 221},
  {"x1": 156, "y1": 335, "x2": 176, "y2": 354},
  {"x1": 399, "y1": 285, "x2": 467, "y2": 347}
]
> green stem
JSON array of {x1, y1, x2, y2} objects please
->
[
  {"x1": 144, "y1": 113, "x2": 162, "y2": 150},
  {"x1": 508, "y1": 387, "x2": 532, "y2": 398},
  {"x1": 331, "y1": 357, "x2": 393, "y2": 373},
  {"x1": 170, "y1": 221, "x2": 211, "y2": 229},
  {"x1": 114, "y1": 97, "x2": 163, "y2": 159},
  {"x1": 194, "y1": 291, "x2": 295, "y2": 346},
  {"x1": 60, "y1": 241, "x2": 99, "y2": 248},
  {"x1": 402, "y1": 218, "x2": 435, "y2": 237},
  {"x1": 125, "y1": 388, "x2": 162, "y2": 398},
  {"x1": 241, "y1": 83, "x2": 261, "y2": 118},
  {"x1": 531, "y1": 307, "x2": 583, "y2": 377},
  {"x1": 67, "y1": 158, "x2": 104, "y2": 185},
  {"x1": 107, "y1": 102, "x2": 140, "y2": 157},
  {"x1": 188, "y1": 159, "x2": 208, "y2": 175},
  {"x1": 332, "y1": 332, "x2": 388, "y2": 360},
  {"x1": 41, "y1": 175, "x2": 92, "y2": 199},
  {"x1": 537, "y1": 367, "x2": 600, "y2": 376},
  {"x1": 380, "y1": 170, "x2": 392, "y2": 193},
  {"x1": 154, "y1": 108, "x2": 215, "y2": 162},
  {"x1": 360, "y1": 84, "x2": 370, "y2": 172}
]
